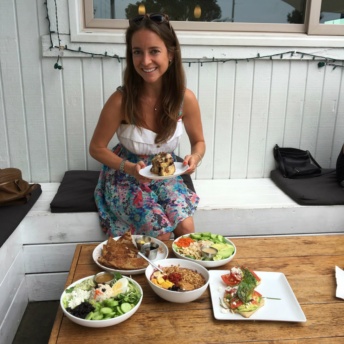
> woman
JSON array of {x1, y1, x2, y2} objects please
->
[{"x1": 89, "y1": 13, "x2": 205, "y2": 241}]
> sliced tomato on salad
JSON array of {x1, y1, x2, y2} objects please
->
[
  {"x1": 221, "y1": 266, "x2": 261, "y2": 287},
  {"x1": 248, "y1": 269, "x2": 261, "y2": 284},
  {"x1": 228, "y1": 290, "x2": 262, "y2": 310},
  {"x1": 221, "y1": 267, "x2": 243, "y2": 286}
]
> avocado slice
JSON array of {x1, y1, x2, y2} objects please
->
[{"x1": 212, "y1": 243, "x2": 235, "y2": 259}]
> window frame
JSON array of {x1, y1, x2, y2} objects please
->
[
  {"x1": 84, "y1": 0, "x2": 306, "y2": 33},
  {"x1": 308, "y1": 0, "x2": 344, "y2": 35},
  {"x1": 68, "y1": 0, "x2": 344, "y2": 46}
]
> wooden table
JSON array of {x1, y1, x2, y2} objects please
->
[{"x1": 49, "y1": 235, "x2": 344, "y2": 343}]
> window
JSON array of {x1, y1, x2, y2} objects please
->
[{"x1": 83, "y1": 0, "x2": 344, "y2": 35}]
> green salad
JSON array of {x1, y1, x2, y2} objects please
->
[
  {"x1": 62, "y1": 272, "x2": 142, "y2": 320},
  {"x1": 173, "y1": 232, "x2": 235, "y2": 261}
]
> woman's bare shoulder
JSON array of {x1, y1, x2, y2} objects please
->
[
  {"x1": 184, "y1": 88, "x2": 197, "y2": 102},
  {"x1": 100, "y1": 88, "x2": 125, "y2": 122},
  {"x1": 106, "y1": 88, "x2": 124, "y2": 107},
  {"x1": 182, "y1": 88, "x2": 200, "y2": 114}
]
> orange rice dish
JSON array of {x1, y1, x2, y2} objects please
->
[{"x1": 151, "y1": 265, "x2": 206, "y2": 291}]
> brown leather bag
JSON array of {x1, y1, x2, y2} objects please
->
[{"x1": 0, "y1": 168, "x2": 39, "y2": 206}]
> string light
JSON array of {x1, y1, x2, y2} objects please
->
[{"x1": 45, "y1": 1, "x2": 344, "y2": 71}]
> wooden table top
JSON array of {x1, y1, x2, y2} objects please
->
[{"x1": 49, "y1": 235, "x2": 344, "y2": 344}]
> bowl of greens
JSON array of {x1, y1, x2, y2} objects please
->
[
  {"x1": 60, "y1": 272, "x2": 143, "y2": 327},
  {"x1": 172, "y1": 232, "x2": 236, "y2": 268}
]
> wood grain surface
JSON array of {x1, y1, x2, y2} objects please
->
[{"x1": 49, "y1": 235, "x2": 344, "y2": 344}]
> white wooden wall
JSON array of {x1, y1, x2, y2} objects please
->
[{"x1": 1, "y1": 0, "x2": 344, "y2": 183}]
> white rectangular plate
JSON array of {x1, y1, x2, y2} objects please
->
[{"x1": 209, "y1": 270, "x2": 306, "y2": 322}]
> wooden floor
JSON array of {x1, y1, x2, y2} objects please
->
[{"x1": 12, "y1": 301, "x2": 59, "y2": 344}]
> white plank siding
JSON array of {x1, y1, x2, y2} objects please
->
[
  {"x1": 317, "y1": 67, "x2": 343, "y2": 167},
  {"x1": 248, "y1": 60, "x2": 271, "y2": 178},
  {"x1": 0, "y1": 0, "x2": 344, "y2": 184},
  {"x1": 17, "y1": 0, "x2": 49, "y2": 182},
  {"x1": 231, "y1": 61, "x2": 254, "y2": 178},
  {"x1": 213, "y1": 62, "x2": 235, "y2": 179}
]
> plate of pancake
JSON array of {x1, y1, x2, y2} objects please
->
[
  {"x1": 92, "y1": 231, "x2": 169, "y2": 275},
  {"x1": 139, "y1": 162, "x2": 188, "y2": 180}
]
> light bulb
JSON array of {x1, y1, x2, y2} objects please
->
[
  {"x1": 138, "y1": 4, "x2": 146, "y2": 15},
  {"x1": 194, "y1": 5, "x2": 201, "y2": 19}
]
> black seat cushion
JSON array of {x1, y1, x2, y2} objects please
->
[
  {"x1": 336, "y1": 144, "x2": 344, "y2": 187},
  {"x1": 50, "y1": 170, "x2": 100, "y2": 213},
  {"x1": 50, "y1": 165, "x2": 196, "y2": 213},
  {"x1": 0, "y1": 185, "x2": 42, "y2": 247},
  {"x1": 175, "y1": 156, "x2": 196, "y2": 193},
  {"x1": 270, "y1": 168, "x2": 344, "y2": 205}
]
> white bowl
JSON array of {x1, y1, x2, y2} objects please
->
[
  {"x1": 60, "y1": 275, "x2": 143, "y2": 328},
  {"x1": 145, "y1": 258, "x2": 210, "y2": 303},
  {"x1": 172, "y1": 234, "x2": 236, "y2": 268}
]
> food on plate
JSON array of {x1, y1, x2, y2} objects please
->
[
  {"x1": 221, "y1": 266, "x2": 261, "y2": 287},
  {"x1": 150, "y1": 152, "x2": 176, "y2": 176},
  {"x1": 150, "y1": 265, "x2": 206, "y2": 291},
  {"x1": 97, "y1": 231, "x2": 149, "y2": 270},
  {"x1": 223, "y1": 288, "x2": 264, "y2": 318},
  {"x1": 173, "y1": 232, "x2": 235, "y2": 261},
  {"x1": 220, "y1": 266, "x2": 264, "y2": 318},
  {"x1": 62, "y1": 273, "x2": 141, "y2": 320}
]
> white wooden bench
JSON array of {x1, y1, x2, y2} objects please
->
[{"x1": 1, "y1": 179, "x2": 344, "y2": 344}]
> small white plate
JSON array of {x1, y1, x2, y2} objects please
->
[
  {"x1": 209, "y1": 270, "x2": 306, "y2": 322},
  {"x1": 139, "y1": 162, "x2": 189, "y2": 180},
  {"x1": 92, "y1": 236, "x2": 169, "y2": 275}
]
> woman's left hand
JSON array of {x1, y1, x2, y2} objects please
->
[{"x1": 183, "y1": 154, "x2": 200, "y2": 174}]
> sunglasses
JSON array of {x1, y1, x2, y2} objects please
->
[{"x1": 129, "y1": 13, "x2": 170, "y2": 27}]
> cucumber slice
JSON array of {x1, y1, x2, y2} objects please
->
[
  {"x1": 100, "y1": 307, "x2": 113, "y2": 315},
  {"x1": 120, "y1": 302, "x2": 132, "y2": 313},
  {"x1": 116, "y1": 306, "x2": 124, "y2": 315},
  {"x1": 85, "y1": 312, "x2": 94, "y2": 320}
]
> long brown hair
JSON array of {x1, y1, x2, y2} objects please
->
[{"x1": 122, "y1": 15, "x2": 185, "y2": 144}]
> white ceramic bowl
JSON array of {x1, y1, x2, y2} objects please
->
[
  {"x1": 172, "y1": 234, "x2": 236, "y2": 268},
  {"x1": 145, "y1": 258, "x2": 210, "y2": 303},
  {"x1": 60, "y1": 275, "x2": 143, "y2": 328}
]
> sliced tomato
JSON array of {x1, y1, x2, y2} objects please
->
[
  {"x1": 250, "y1": 270, "x2": 261, "y2": 283},
  {"x1": 221, "y1": 274, "x2": 241, "y2": 286},
  {"x1": 229, "y1": 296, "x2": 244, "y2": 310},
  {"x1": 221, "y1": 268, "x2": 243, "y2": 286},
  {"x1": 241, "y1": 266, "x2": 261, "y2": 284},
  {"x1": 224, "y1": 287, "x2": 237, "y2": 300},
  {"x1": 250, "y1": 290, "x2": 263, "y2": 305}
]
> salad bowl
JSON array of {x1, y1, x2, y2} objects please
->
[
  {"x1": 60, "y1": 274, "x2": 143, "y2": 328},
  {"x1": 172, "y1": 232, "x2": 236, "y2": 268}
]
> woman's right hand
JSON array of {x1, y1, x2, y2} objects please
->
[{"x1": 129, "y1": 161, "x2": 151, "y2": 183}]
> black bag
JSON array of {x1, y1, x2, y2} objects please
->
[
  {"x1": 0, "y1": 168, "x2": 39, "y2": 206},
  {"x1": 273, "y1": 144, "x2": 322, "y2": 178},
  {"x1": 336, "y1": 144, "x2": 344, "y2": 187}
]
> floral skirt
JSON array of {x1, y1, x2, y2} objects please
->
[{"x1": 94, "y1": 144, "x2": 200, "y2": 238}]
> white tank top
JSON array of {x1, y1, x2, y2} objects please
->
[{"x1": 117, "y1": 119, "x2": 183, "y2": 155}]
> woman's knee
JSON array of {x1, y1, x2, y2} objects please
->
[
  {"x1": 174, "y1": 217, "x2": 195, "y2": 238},
  {"x1": 156, "y1": 232, "x2": 171, "y2": 241}
]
